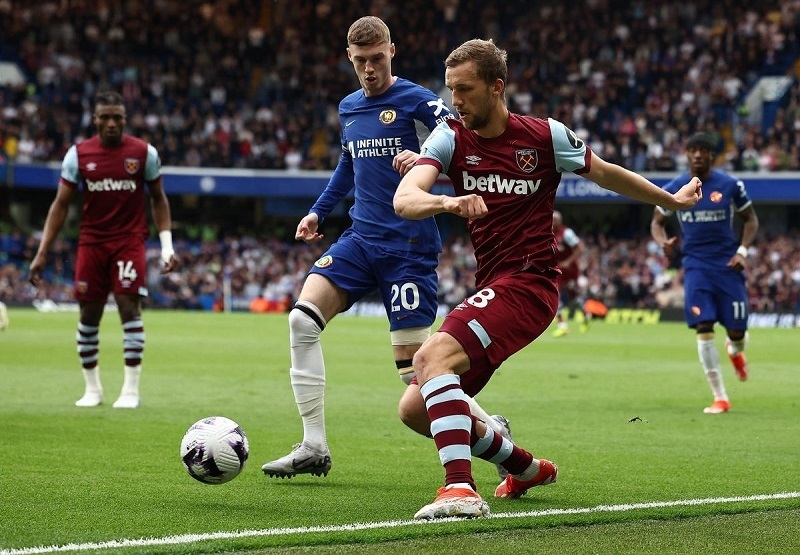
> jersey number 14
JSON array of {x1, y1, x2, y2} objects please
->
[{"x1": 117, "y1": 260, "x2": 138, "y2": 282}]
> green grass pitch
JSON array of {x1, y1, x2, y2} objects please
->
[{"x1": 1, "y1": 308, "x2": 798, "y2": 554}]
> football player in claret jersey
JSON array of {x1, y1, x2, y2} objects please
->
[
  {"x1": 552, "y1": 210, "x2": 589, "y2": 337},
  {"x1": 394, "y1": 38, "x2": 702, "y2": 520},
  {"x1": 261, "y1": 16, "x2": 512, "y2": 480},
  {"x1": 651, "y1": 132, "x2": 759, "y2": 415},
  {"x1": 29, "y1": 91, "x2": 179, "y2": 409}
]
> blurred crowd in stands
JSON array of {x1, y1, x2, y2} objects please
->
[
  {"x1": 0, "y1": 0, "x2": 798, "y2": 171},
  {"x1": 2, "y1": 230, "x2": 799, "y2": 314},
  {"x1": 1, "y1": 1, "x2": 799, "y2": 316}
]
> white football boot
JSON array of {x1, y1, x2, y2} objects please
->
[
  {"x1": 262, "y1": 442, "x2": 332, "y2": 478},
  {"x1": 414, "y1": 486, "x2": 490, "y2": 520}
]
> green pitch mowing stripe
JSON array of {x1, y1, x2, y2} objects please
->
[{"x1": 1, "y1": 492, "x2": 797, "y2": 555}]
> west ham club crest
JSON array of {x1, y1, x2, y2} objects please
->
[
  {"x1": 515, "y1": 149, "x2": 538, "y2": 173},
  {"x1": 124, "y1": 158, "x2": 140, "y2": 175}
]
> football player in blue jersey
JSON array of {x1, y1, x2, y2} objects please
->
[
  {"x1": 651, "y1": 132, "x2": 759, "y2": 414},
  {"x1": 262, "y1": 16, "x2": 511, "y2": 479}
]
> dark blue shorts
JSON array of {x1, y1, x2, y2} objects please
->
[
  {"x1": 308, "y1": 229, "x2": 439, "y2": 331},
  {"x1": 683, "y1": 267, "x2": 748, "y2": 330}
]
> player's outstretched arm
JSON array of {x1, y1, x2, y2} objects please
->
[
  {"x1": 586, "y1": 152, "x2": 702, "y2": 211},
  {"x1": 395, "y1": 165, "x2": 488, "y2": 220},
  {"x1": 394, "y1": 164, "x2": 444, "y2": 219}
]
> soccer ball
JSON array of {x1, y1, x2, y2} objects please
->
[{"x1": 180, "y1": 416, "x2": 249, "y2": 484}]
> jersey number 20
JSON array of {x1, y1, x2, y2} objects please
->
[{"x1": 391, "y1": 283, "x2": 420, "y2": 312}]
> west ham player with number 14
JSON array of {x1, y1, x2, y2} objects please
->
[
  {"x1": 552, "y1": 210, "x2": 589, "y2": 337},
  {"x1": 394, "y1": 38, "x2": 703, "y2": 520},
  {"x1": 262, "y1": 16, "x2": 512, "y2": 480},
  {"x1": 651, "y1": 132, "x2": 759, "y2": 415},
  {"x1": 29, "y1": 91, "x2": 179, "y2": 409}
]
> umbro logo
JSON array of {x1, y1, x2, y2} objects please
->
[{"x1": 466, "y1": 155, "x2": 481, "y2": 165}]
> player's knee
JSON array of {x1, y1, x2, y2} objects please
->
[
  {"x1": 412, "y1": 335, "x2": 450, "y2": 382},
  {"x1": 289, "y1": 302, "x2": 325, "y2": 344},
  {"x1": 410, "y1": 347, "x2": 430, "y2": 380},
  {"x1": 727, "y1": 329, "x2": 746, "y2": 342},
  {"x1": 696, "y1": 322, "x2": 714, "y2": 335},
  {"x1": 398, "y1": 389, "x2": 431, "y2": 438},
  {"x1": 397, "y1": 396, "x2": 414, "y2": 427}
]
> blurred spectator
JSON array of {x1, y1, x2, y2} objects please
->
[
  {"x1": 0, "y1": 0, "x2": 796, "y2": 170},
  {"x1": 2, "y1": 1, "x2": 798, "y2": 314},
  {"x1": 3, "y1": 229, "x2": 800, "y2": 314}
]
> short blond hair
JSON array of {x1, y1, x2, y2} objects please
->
[{"x1": 347, "y1": 16, "x2": 391, "y2": 46}]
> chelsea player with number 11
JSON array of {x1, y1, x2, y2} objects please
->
[{"x1": 652, "y1": 132, "x2": 759, "y2": 414}]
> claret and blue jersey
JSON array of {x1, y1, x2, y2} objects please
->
[{"x1": 417, "y1": 115, "x2": 591, "y2": 287}]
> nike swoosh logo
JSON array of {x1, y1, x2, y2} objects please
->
[
  {"x1": 345, "y1": 120, "x2": 356, "y2": 127},
  {"x1": 292, "y1": 456, "x2": 331, "y2": 471}
]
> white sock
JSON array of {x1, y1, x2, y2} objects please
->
[
  {"x1": 465, "y1": 396, "x2": 504, "y2": 436},
  {"x1": 726, "y1": 332, "x2": 748, "y2": 356},
  {"x1": 697, "y1": 338, "x2": 727, "y2": 401},
  {"x1": 445, "y1": 482, "x2": 474, "y2": 491},
  {"x1": 121, "y1": 365, "x2": 141, "y2": 396},
  {"x1": 289, "y1": 303, "x2": 327, "y2": 450},
  {"x1": 82, "y1": 367, "x2": 102, "y2": 393},
  {"x1": 514, "y1": 459, "x2": 543, "y2": 481}
]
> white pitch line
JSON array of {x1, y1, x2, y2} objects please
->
[{"x1": 2, "y1": 491, "x2": 798, "y2": 555}]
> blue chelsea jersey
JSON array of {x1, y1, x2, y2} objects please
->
[
  {"x1": 659, "y1": 170, "x2": 752, "y2": 271},
  {"x1": 310, "y1": 78, "x2": 453, "y2": 253}
]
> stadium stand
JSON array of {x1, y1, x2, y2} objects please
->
[
  {"x1": 0, "y1": 1, "x2": 798, "y2": 314},
  {"x1": 2, "y1": 231, "x2": 799, "y2": 315},
  {"x1": 0, "y1": 0, "x2": 797, "y2": 169}
]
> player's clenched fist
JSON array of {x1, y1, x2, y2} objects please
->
[
  {"x1": 443, "y1": 194, "x2": 488, "y2": 220},
  {"x1": 673, "y1": 176, "x2": 703, "y2": 209}
]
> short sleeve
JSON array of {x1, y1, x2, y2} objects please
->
[
  {"x1": 418, "y1": 121, "x2": 456, "y2": 173},
  {"x1": 145, "y1": 144, "x2": 161, "y2": 181},
  {"x1": 60, "y1": 145, "x2": 80, "y2": 185},
  {"x1": 548, "y1": 118, "x2": 590, "y2": 174}
]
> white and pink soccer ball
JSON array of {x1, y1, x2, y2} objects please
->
[{"x1": 180, "y1": 416, "x2": 249, "y2": 484}]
